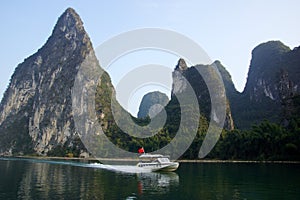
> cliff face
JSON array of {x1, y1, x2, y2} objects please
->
[
  {"x1": 244, "y1": 41, "x2": 293, "y2": 101},
  {"x1": 171, "y1": 59, "x2": 234, "y2": 130},
  {"x1": 169, "y1": 42, "x2": 300, "y2": 130},
  {"x1": 0, "y1": 8, "x2": 100, "y2": 155},
  {"x1": 230, "y1": 41, "x2": 300, "y2": 129},
  {"x1": 1, "y1": 7, "x2": 299, "y2": 156}
]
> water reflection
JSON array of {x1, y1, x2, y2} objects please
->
[
  {"x1": 11, "y1": 159, "x2": 180, "y2": 199},
  {"x1": 136, "y1": 172, "x2": 179, "y2": 195},
  {"x1": 1, "y1": 158, "x2": 300, "y2": 200},
  {"x1": 0, "y1": 159, "x2": 28, "y2": 199},
  {"x1": 17, "y1": 162, "x2": 86, "y2": 199},
  {"x1": 14, "y1": 160, "x2": 119, "y2": 199}
]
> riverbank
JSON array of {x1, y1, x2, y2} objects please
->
[
  {"x1": 178, "y1": 159, "x2": 300, "y2": 164},
  {"x1": 6, "y1": 155, "x2": 300, "y2": 164}
]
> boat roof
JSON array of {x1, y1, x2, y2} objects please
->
[{"x1": 139, "y1": 154, "x2": 169, "y2": 158}]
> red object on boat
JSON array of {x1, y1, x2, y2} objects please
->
[{"x1": 138, "y1": 147, "x2": 145, "y2": 154}]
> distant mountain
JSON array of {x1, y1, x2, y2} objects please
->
[
  {"x1": 228, "y1": 41, "x2": 300, "y2": 129},
  {"x1": 137, "y1": 91, "x2": 169, "y2": 118},
  {"x1": 193, "y1": 42, "x2": 300, "y2": 130}
]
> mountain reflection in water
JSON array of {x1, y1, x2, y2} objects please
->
[
  {"x1": 0, "y1": 158, "x2": 180, "y2": 199},
  {"x1": 1, "y1": 157, "x2": 300, "y2": 200}
]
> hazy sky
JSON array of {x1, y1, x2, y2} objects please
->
[{"x1": 1, "y1": 1, "x2": 300, "y2": 115}]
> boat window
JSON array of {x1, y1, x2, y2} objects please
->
[{"x1": 158, "y1": 157, "x2": 170, "y2": 163}]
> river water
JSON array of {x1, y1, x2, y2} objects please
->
[{"x1": 0, "y1": 157, "x2": 299, "y2": 199}]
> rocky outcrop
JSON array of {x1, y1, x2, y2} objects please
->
[
  {"x1": 137, "y1": 91, "x2": 169, "y2": 118},
  {"x1": 171, "y1": 59, "x2": 234, "y2": 130},
  {"x1": 172, "y1": 43, "x2": 300, "y2": 130},
  {"x1": 1, "y1": 7, "x2": 299, "y2": 156},
  {"x1": 0, "y1": 8, "x2": 100, "y2": 155},
  {"x1": 244, "y1": 41, "x2": 292, "y2": 102},
  {"x1": 227, "y1": 41, "x2": 300, "y2": 129}
]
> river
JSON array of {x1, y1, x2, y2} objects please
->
[{"x1": 0, "y1": 157, "x2": 299, "y2": 199}]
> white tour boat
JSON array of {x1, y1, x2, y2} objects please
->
[{"x1": 137, "y1": 154, "x2": 179, "y2": 172}]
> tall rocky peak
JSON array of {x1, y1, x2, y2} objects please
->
[
  {"x1": 0, "y1": 8, "x2": 99, "y2": 155},
  {"x1": 53, "y1": 8, "x2": 84, "y2": 35},
  {"x1": 251, "y1": 41, "x2": 290, "y2": 64},
  {"x1": 42, "y1": 7, "x2": 93, "y2": 58},
  {"x1": 243, "y1": 40, "x2": 300, "y2": 103},
  {"x1": 175, "y1": 58, "x2": 188, "y2": 71},
  {"x1": 171, "y1": 59, "x2": 234, "y2": 130},
  {"x1": 230, "y1": 40, "x2": 300, "y2": 129},
  {"x1": 243, "y1": 41, "x2": 291, "y2": 101}
]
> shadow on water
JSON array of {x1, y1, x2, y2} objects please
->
[{"x1": 0, "y1": 158, "x2": 28, "y2": 199}]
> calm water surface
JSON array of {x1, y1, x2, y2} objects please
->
[{"x1": 0, "y1": 158, "x2": 299, "y2": 199}]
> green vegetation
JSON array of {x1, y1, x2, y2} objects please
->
[
  {"x1": 93, "y1": 94, "x2": 300, "y2": 161},
  {"x1": 47, "y1": 136, "x2": 85, "y2": 157},
  {"x1": 2, "y1": 36, "x2": 299, "y2": 161},
  {"x1": 208, "y1": 119, "x2": 300, "y2": 160},
  {"x1": 43, "y1": 50, "x2": 300, "y2": 160},
  {"x1": 90, "y1": 61, "x2": 300, "y2": 160}
]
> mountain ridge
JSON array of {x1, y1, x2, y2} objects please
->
[
  {"x1": 232, "y1": 40, "x2": 300, "y2": 128},
  {"x1": 0, "y1": 8, "x2": 299, "y2": 157}
]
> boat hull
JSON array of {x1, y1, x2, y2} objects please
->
[
  {"x1": 152, "y1": 162, "x2": 179, "y2": 172},
  {"x1": 137, "y1": 162, "x2": 179, "y2": 172}
]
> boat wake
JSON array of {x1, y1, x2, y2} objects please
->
[
  {"x1": 0, "y1": 157, "x2": 153, "y2": 174},
  {"x1": 87, "y1": 163, "x2": 152, "y2": 173}
]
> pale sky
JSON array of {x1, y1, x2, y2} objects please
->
[{"x1": 1, "y1": 1, "x2": 300, "y2": 115}]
